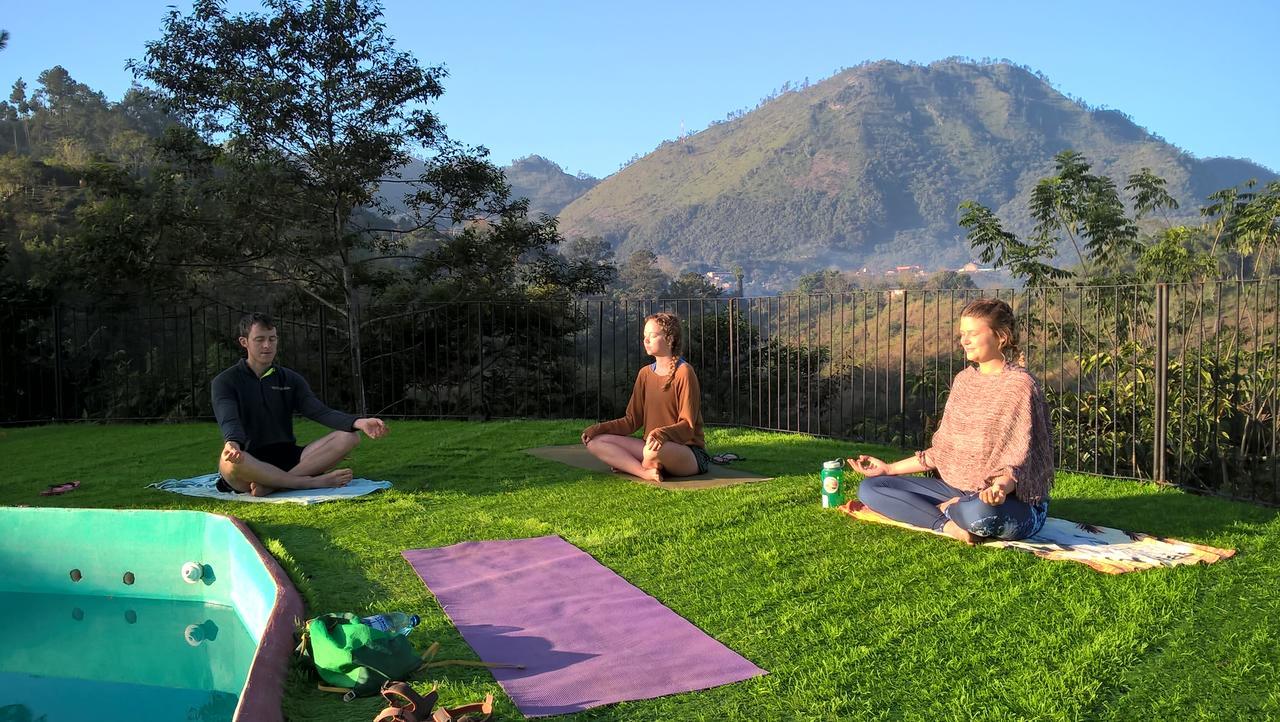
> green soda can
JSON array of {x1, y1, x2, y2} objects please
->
[{"x1": 821, "y1": 459, "x2": 845, "y2": 508}]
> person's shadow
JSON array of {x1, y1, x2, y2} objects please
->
[
  {"x1": 454, "y1": 623, "x2": 597, "y2": 677},
  {"x1": 450, "y1": 623, "x2": 600, "y2": 716}
]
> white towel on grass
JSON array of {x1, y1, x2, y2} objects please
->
[{"x1": 149, "y1": 472, "x2": 391, "y2": 504}]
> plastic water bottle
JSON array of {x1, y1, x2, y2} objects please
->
[
  {"x1": 821, "y1": 459, "x2": 845, "y2": 508},
  {"x1": 362, "y1": 612, "x2": 420, "y2": 636}
]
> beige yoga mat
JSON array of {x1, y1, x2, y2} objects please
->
[
  {"x1": 839, "y1": 500, "x2": 1235, "y2": 574},
  {"x1": 524, "y1": 445, "x2": 771, "y2": 490}
]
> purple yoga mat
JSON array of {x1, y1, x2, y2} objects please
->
[{"x1": 403, "y1": 535, "x2": 766, "y2": 717}]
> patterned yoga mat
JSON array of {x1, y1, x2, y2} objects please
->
[
  {"x1": 403, "y1": 536, "x2": 766, "y2": 717},
  {"x1": 840, "y1": 500, "x2": 1235, "y2": 574}
]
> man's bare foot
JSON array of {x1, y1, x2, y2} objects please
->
[
  {"x1": 315, "y1": 468, "x2": 354, "y2": 487},
  {"x1": 640, "y1": 466, "x2": 663, "y2": 483},
  {"x1": 941, "y1": 520, "x2": 979, "y2": 545},
  {"x1": 248, "y1": 481, "x2": 274, "y2": 497}
]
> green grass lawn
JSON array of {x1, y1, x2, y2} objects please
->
[{"x1": 4, "y1": 420, "x2": 1280, "y2": 721}]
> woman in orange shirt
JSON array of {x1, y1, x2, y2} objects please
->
[{"x1": 581, "y1": 312, "x2": 710, "y2": 482}]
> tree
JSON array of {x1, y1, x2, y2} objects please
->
[
  {"x1": 1202, "y1": 185, "x2": 1246, "y2": 276},
  {"x1": 1231, "y1": 181, "x2": 1280, "y2": 278},
  {"x1": 615, "y1": 249, "x2": 669, "y2": 299},
  {"x1": 963, "y1": 152, "x2": 1280, "y2": 287},
  {"x1": 558, "y1": 234, "x2": 617, "y2": 292},
  {"x1": 0, "y1": 35, "x2": 15, "y2": 167},
  {"x1": 1126, "y1": 166, "x2": 1180, "y2": 223},
  {"x1": 128, "y1": 0, "x2": 547, "y2": 412},
  {"x1": 28, "y1": 67, "x2": 113, "y2": 154},
  {"x1": 1026, "y1": 150, "x2": 1138, "y2": 278},
  {"x1": 664, "y1": 271, "x2": 723, "y2": 299},
  {"x1": 6, "y1": 80, "x2": 30, "y2": 153},
  {"x1": 561, "y1": 235, "x2": 612, "y2": 266},
  {"x1": 958, "y1": 152, "x2": 1213, "y2": 286},
  {"x1": 1136, "y1": 226, "x2": 1216, "y2": 283},
  {"x1": 958, "y1": 200, "x2": 1070, "y2": 288},
  {"x1": 792, "y1": 269, "x2": 853, "y2": 295},
  {"x1": 924, "y1": 270, "x2": 977, "y2": 290}
]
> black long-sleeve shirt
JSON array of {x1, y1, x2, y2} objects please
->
[{"x1": 211, "y1": 359, "x2": 357, "y2": 450}]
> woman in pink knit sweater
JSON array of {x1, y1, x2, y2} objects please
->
[{"x1": 852, "y1": 298, "x2": 1054, "y2": 544}]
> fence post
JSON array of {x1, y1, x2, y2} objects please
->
[
  {"x1": 1153, "y1": 283, "x2": 1169, "y2": 483},
  {"x1": 728, "y1": 297, "x2": 738, "y2": 424},
  {"x1": 899, "y1": 290, "x2": 908, "y2": 443},
  {"x1": 52, "y1": 304, "x2": 65, "y2": 421},
  {"x1": 188, "y1": 307, "x2": 197, "y2": 418},
  {"x1": 318, "y1": 305, "x2": 328, "y2": 403},
  {"x1": 476, "y1": 303, "x2": 485, "y2": 420},
  {"x1": 596, "y1": 300, "x2": 603, "y2": 421}
]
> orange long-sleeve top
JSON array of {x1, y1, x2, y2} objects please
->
[{"x1": 585, "y1": 360, "x2": 705, "y2": 448}]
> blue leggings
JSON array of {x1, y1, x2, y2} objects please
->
[{"x1": 856, "y1": 475, "x2": 1047, "y2": 541}]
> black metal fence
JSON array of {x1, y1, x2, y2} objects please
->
[{"x1": 4, "y1": 281, "x2": 1277, "y2": 503}]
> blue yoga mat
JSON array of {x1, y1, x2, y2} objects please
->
[{"x1": 149, "y1": 472, "x2": 391, "y2": 504}]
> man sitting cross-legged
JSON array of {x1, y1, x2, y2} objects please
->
[{"x1": 212, "y1": 312, "x2": 388, "y2": 496}]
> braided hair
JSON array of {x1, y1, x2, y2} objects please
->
[{"x1": 644, "y1": 312, "x2": 683, "y2": 391}]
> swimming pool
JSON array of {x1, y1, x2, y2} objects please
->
[{"x1": 0, "y1": 508, "x2": 304, "y2": 722}]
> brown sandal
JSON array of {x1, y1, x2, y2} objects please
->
[
  {"x1": 374, "y1": 681, "x2": 494, "y2": 722},
  {"x1": 431, "y1": 694, "x2": 494, "y2": 722},
  {"x1": 374, "y1": 681, "x2": 438, "y2": 722}
]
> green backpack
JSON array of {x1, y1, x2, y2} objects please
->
[{"x1": 303, "y1": 613, "x2": 424, "y2": 697}]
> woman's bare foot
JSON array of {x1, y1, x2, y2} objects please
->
[
  {"x1": 941, "y1": 520, "x2": 979, "y2": 545},
  {"x1": 640, "y1": 466, "x2": 663, "y2": 483},
  {"x1": 315, "y1": 468, "x2": 354, "y2": 487},
  {"x1": 248, "y1": 481, "x2": 275, "y2": 497}
]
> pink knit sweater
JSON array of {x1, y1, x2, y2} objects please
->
[{"x1": 918, "y1": 364, "x2": 1054, "y2": 505}]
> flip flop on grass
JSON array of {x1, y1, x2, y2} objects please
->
[{"x1": 40, "y1": 481, "x2": 80, "y2": 496}]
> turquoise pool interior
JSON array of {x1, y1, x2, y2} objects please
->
[{"x1": 0, "y1": 508, "x2": 299, "y2": 722}]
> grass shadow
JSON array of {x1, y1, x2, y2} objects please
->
[{"x1": 1049, "y1": 477, "x2": 1280, "y2": 546}]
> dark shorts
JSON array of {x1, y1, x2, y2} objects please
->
[
  {"x1": 689, "y1": 445, "x2": 711, "y2": 475},
  {"x1": 216, "y1": 442, "x2": 305, "y2": 493}
]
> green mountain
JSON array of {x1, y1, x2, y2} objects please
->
[
  {"x1": 372, "y1": 155, "x2": 596, "y2": 221},
  {"x1": 556, "y1": 60, "x2": 1276, "y2": 290},
  {"x1": 503, "y1": 155, "x2": 599, "y2": 219}
]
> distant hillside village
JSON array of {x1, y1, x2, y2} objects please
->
[
  {"x1": 873, "y1": 262, "x2": 998, "y2": 279},
  {"x1": 696, "y1": 262, "x2": 1004, "y2": 297}
]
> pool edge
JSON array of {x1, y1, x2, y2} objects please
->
[{"x1": 226, "y1": 515, "x2": 305, "y2": 722}]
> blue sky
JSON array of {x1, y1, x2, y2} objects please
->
[{"x1": 3, "y1": 0, "x2": 1277, "y2": 178}]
